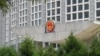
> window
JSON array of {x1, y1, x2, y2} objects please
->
[
  {"x1": 52, "y1": 2, "x2": 55, "y2": 8},
  {"x1": 52, "y1": 17, "x2": 55, "y2": 20},
  {"x1": 67, "y1": 14, "x2": 71, "y2": 20},
  {"x1": 39, "y1": 19, "x2": 41, "y2": 25},
  {"x1": 39, "y1": 5, "x2": 42, "y2": 11},
  {"x1": 25, "y1": 16, "x2": 27, "y2": 21},
  {"x1": 73, "y1": 6, "x2": 77, "y2": 11},
  {"x1": 73, "y1": 0, "x2": 76, "y2": 4},
  {"x1": 47, "y1": 3, "x2": 50, "y2": 9},
  {"x1": 57, "y1": 8, "x2": 60, "y2": 14},
  {"x1": 35, "y1": 20, "x2": 38, "y2": 26},
  {"x1": 25, "y1": 9, "x2": 27, "y2": 15},
  {"x1": 96, "y1": 10, "x2": 100, "y2": 16},
  {"x1": 52, "y1": 9, "x2": 55, "y2": 15},
  {"x1": 78, "y1": 5, "x2": 82, "y2": 11},
  {"x1": 78, "y1": 0, "x2": 82, "y2": 3},
  {"x1": 39, "y1": 12, "x2": 41, "y2": 18},
  {"x1": 97, "y1": 2, "x2": 100, "y2": 8},
  {"x1": 57, "y1": 1, "x2": 60, "y2": 7},
  {"x1": 35, "y1": 13, "x2": 38, "y2": 19},
  {"x1": 57, "y1": 16, "x2": 60, "y2": 22},
  {"x1": 73, "y1": 13, "x2": 77, "y2": 20},
  {"x1": 84, "y1": 0, "x2": 89, "y2": 2},
  {"x1": 67, "y1": 0, "x2": 71, "y2": 5},
  {"x1": 84, "y1": 12, "x2": 89, "y2": 18},
  {"x1": 67, "y1": 7, "x2": 71, "y2": 12},
  {"x1": 84, "y1": 4, "x2": 89, "y2": 10},
  {"x1": 35, "y1": 6, "x2": 38, "y2": 12},
  {"x1": 47, "y1": 17, "x2": 50, "y2": 20},
  {"x1": 47, "y1": 10, "x2": 50, "y2": 16},
  {"x1": 32, "y1": 14, "x2": 34, "y2": 19},
  {"x1": 96, "y1": 18, "x2": 100, "y2": 21},
  {"x1": 78, "y1": 12, "x2": 83, "y2": 19}
]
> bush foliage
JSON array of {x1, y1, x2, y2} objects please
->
[{"x1": 0, "y1": 33, "x2": 100, "y2": 56}]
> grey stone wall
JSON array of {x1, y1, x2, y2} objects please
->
[
  {"x1": 90, "y1": 0, "x2": 95, "y2": 21},
  {"x1": 0, "y1": 11, "x2": 6, "y2": 47}
]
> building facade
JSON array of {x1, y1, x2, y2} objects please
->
[{"x1": 0, "y1": 0, "x2": 99, "y2": 49}]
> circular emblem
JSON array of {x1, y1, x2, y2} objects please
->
[{"x1": 46, "y1": 20, "x2": 55, "y2": 32}]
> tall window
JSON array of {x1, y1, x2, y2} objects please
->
[
  {"x1": 19, "y1": 0, "x2": 28, "y2": 27},
  {"x1": 11, "y1": 0, "x2": 17, "y2": 27},
  {"x1": 46, "y1": 0, "x2": 61, "y2": 22},
  {"x1": 31, "y1": 0, "x2": 42, "y2": 26},
  {"x1": 96, "y1": 1, "x2": 100, "y2": 21}
]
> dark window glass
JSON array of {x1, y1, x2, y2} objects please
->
[
  {"x1": 35, "y1": 6, "x2": 38, "y2": 12},
  {"x1": 78, "y1": 5, "x2": 82, "y2": 11},
  {"x1": 47, "y1": 3, "x2": 50, "y2": 9},
  {"x1": 32, "y1": 7, "x2": 34, "y2": 13},
  {"x1": 45, "y1": 42, "x2": 49, "y2": 47},
  {"x1": 32, "y1": 14, "x2": 34, "y2": 19},
  {"x1": 96, "y1": 18, "x2": 100, "y2": 21},
  {"x1": 39, "y1": 5, "x2": 42, "y2": 11},
  {"x1": 96, "y1": 10, "x2": 100, "y2": 16},
  {"x1": 39, "y1": 19, "x2": 41, "y2": 25},
  {"x1": 52, "y1": 9, "x2": 55, "y2": 15},
  {"x1": 47, "y1": 17, "x2": 50, "y2": 21},
  {"x1": 84, "y1": 12, "x2": 89, "y2": 18},
  {"x1": 47, "y1": 10, "x2": 50, "y2": 16},
  {"x1": 73, "y1": 13, "x2": 77, "y2": 20},
  {"x1": 67, "y1": 14, "x2": 71, "y2": 20},
  {"x1": 51, "y1": 43, "x2": 56, "y2": 48},
  {"x1": 52, "y1": 2, "x2": 55, "y2": 8},
  {"x1": 73, "y1": 0, "x2": 76, "y2": 4},
  {"x1": 67, "y1": 7, "x2": 71, "y2": 12},
  {"x1": 78, "y1": 12, "x2": 83, "y2": 19},
  {"x1": 73, "y1": 6, "x2": 77, "y2": 11},
  {"x1": 52, "y1": 17, "x2": 55, "y2": 20},
  {"x1": 57, "y1": 1, "x2": 60, "y2": 7},
  {"x1": 97, "y1": 2, "x2": 100, "y2": 8},
  {"x1": 35, "y1": 20, "x2": 38, "y2": 26},
  {"x1": 57, "y1": 16, "x2": 60, "y2": 22},
  {"x1": 78, "y1": 0, "x2": 82, "y2": 3},
  {"x1": 84, "y1": 4, "x2": 89, "y2": 10},
  {"x1": 35, "y1": 13, "x2": 38, "y2": 19},
  {"x1": 67, "y1": 0, "x2": 71, "y2": 5},
  {"x1": 39, "y1": 12, "x2": 41, "y2": 18},
  {"x1": 84, "y1": 0, "x2": 89, "y2": 2},
  {"x1": 57, "y1": 8, "x2": 60, "y2": 14}
]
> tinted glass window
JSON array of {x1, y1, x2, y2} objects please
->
[
  {"x1": 97, "y1": 2, "x2": 100, "y2": 8},
  {"x1": 84, "y1": 0, "x2": 89, "y2": 2},
  {"x1": 67, "y1": 7, "x2": 71, "y2": 12},
  {"x1": 84, "y1": 4, "x2": 89, "y2": 10},
  {"x1": 97, "y1": 10, "x2": 100, "y2": 16},
  {"x1": 52, "y1": 2, "x2": 55, "y2": 8},
  {"x1": 73, "y1": 6, "x2": 77, "y2": 11},
  {"x1": 73, "y1": 0, "x2": 76, "y2": 4},
  {"x1": 57, "y1": 16, "x2": 60, "y2": 22},
  {"x1": 57, "y1": 8, "x2": 60, "y2": 14},
  {"x1": 78, "y1": 5, "x2": 82, "y2": 11},
  {"x1": 73, "y1": 13, "x2": 77, "y2": 20},
  {"x1": 67, "y1": 14, "x2": 71, "y2": 20},
  {"x1": 84, "y1": 12, "x2": 89, "y2": 18},
  {"x1": 47, "y1": 10, "x2": 50, "y2": 16},
  {"x1": 52, "y1": 9, "x2": 55, "y2": 15},
  {"x1": 78, "y1": 12, "x2": 83, "y2": 19},
  {"x1": 57, "y1": 1, "x2": 60, "y2": 7},
  {"x1": 67, "y1": 0, "x2": 71, "y2": 5},
  {"x1": 47, "y1": 3, "x2": 50, "y2": 9},
  {"x1": 78, "y1": 0, "x2": 82, "y2": 3}
]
